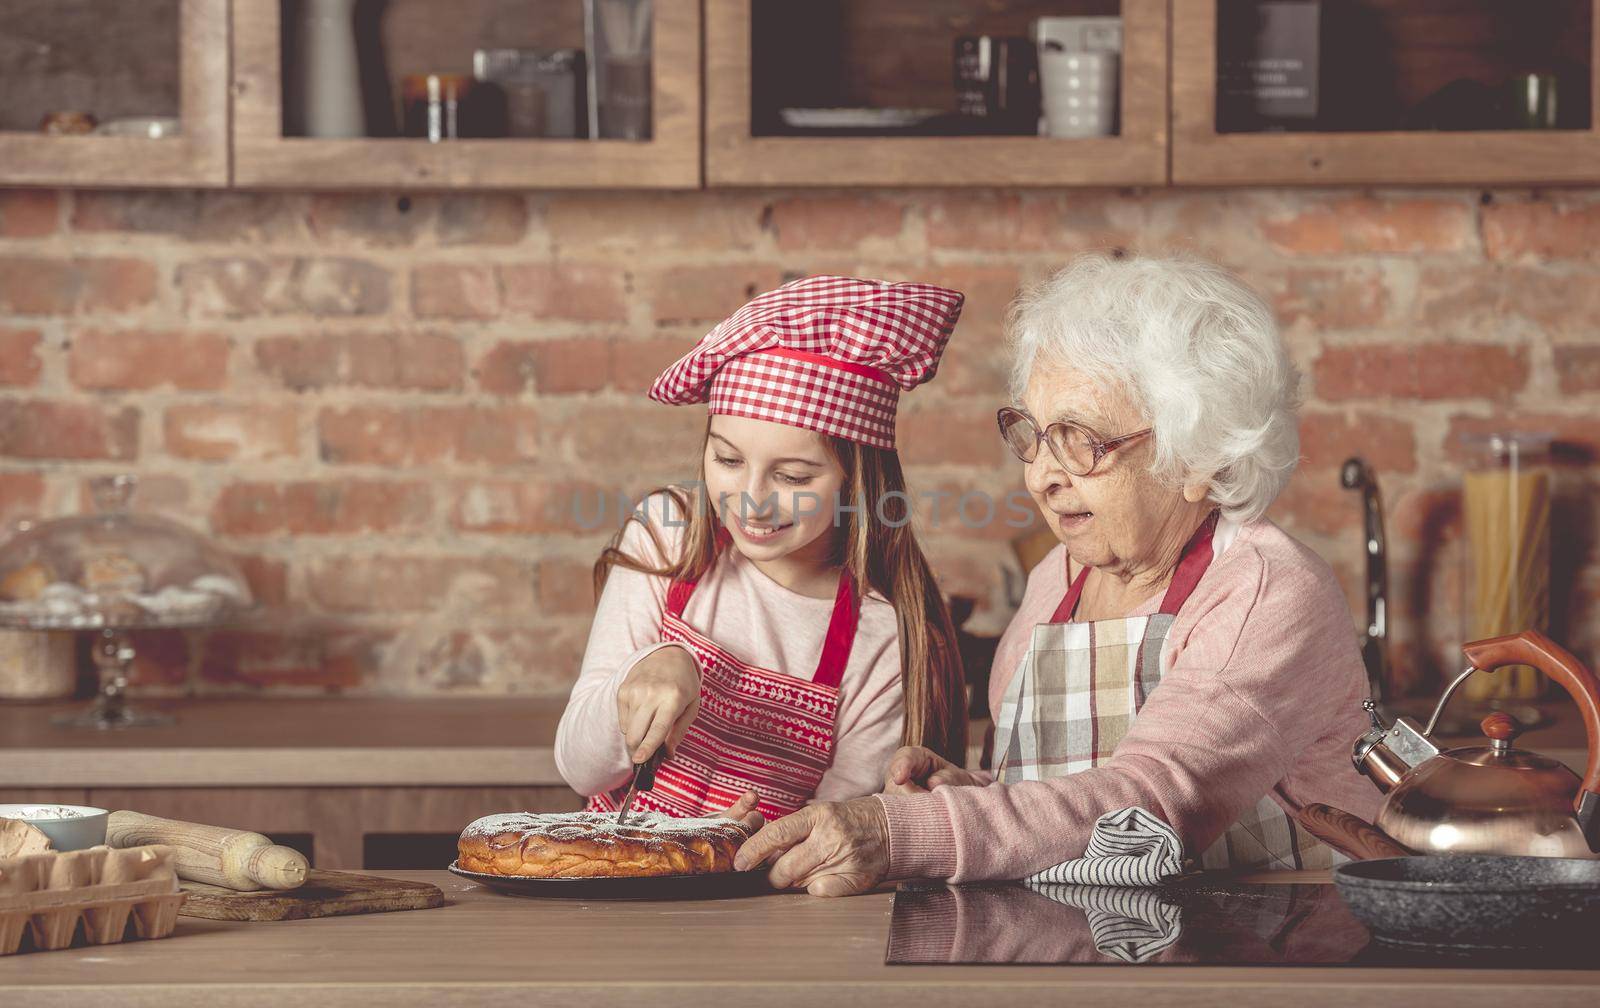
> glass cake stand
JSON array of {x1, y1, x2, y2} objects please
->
[{"x1": 0, "y1": 475, "x2": 255, "y2": 728}]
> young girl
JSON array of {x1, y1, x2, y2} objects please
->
[{"x1": 554, "y1": 275, "x2": 968, "y2": 821}]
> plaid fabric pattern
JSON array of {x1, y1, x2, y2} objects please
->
[
  {"x1": 649, "y1": 275, "x2": 964, "y2": 448},
  {"x1": 994, "y1": 616, "x2": 1169, "y2": 780},
  {"x1": 708, "y1": 351, "x2": 903, "y2": 448},
  {"x1": 993, "y1": 616, "x2": 1335, "y2": 872},
  {"x1": 1196, "y1": 793, "x2": 1341, "y2": 871}
]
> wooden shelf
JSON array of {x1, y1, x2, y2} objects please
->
[
  {"x1": 0, "y1": 0, "x2": 229, "y2": 188},
  {"x1": 231, "y1": 0, "x2": 701, "y2": 189},
  {"x1": 1173, "y1": 0, "x2": 1600, "y2": 186},
  {"x1": 705, "y1": 0, "x2": 1170, "y2": 187}
]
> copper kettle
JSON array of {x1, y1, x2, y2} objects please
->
[{"x1": 1351, "y1": 630, "x2": 1600, "y2": 858}]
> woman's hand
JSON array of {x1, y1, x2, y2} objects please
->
[
  {"x1": 732, "y1": 797, "x2": 890, "y2": 897},
  {"x1": 616, "y1": 645, "x2": 701, "y2": 764},
  {"x1": 883, "y1": 745, "x2": 984, "y2": 794},
  {"x1": 716, "y1": 789, "x2": 766, "y2": 833}
]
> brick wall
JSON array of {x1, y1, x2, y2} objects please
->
[{"x1": 1, "y1": 186, "x2": 1596, "y2": 698}]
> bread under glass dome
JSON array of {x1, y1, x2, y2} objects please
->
[
  {"x1": 0, "y1": 475, "x2": 253, "y2": 729},
  {"x1": 0, "y1": 474, "x2": 252, "y2": 630}
]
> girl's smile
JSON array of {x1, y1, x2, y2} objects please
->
[{"x1": 732, "y1": 515, "x2": 793, "y2": 541}]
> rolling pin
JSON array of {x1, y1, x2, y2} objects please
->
[{"x1": 106, "y1": 811, "x2": 308, "y2": 891}]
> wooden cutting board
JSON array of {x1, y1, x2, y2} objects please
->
[{"x1": 178, "y1": 869, "x2": 445, "y2": 921}]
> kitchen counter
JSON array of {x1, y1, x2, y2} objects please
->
[
  {"x1": 5, "y1": 870, "x2": 1597, "y2": 1008},
  {"x1": 1, "y1": 696, "x2": 566, "y2": 787}
]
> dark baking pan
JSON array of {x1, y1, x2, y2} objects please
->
[
  {"x1": 1333, "y1": 855, "x2": 1600, "y2": 949},
  {"x1": 447, "y1": 861, "x2": 772, "y2": 900}
]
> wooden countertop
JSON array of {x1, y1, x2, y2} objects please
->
[
  {"x1": 0, "y1": 697, "x2": 565, "y2": 787},
  {"x1": 5, "y1": 870, "x2": 1595, "y2": 1007}
]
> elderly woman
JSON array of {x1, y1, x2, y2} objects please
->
[{"x1": 734, "y1": 252, "x2": 1383, "y2": 895}]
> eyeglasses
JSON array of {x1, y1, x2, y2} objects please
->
[{"x1": 996, "y1": 406, "x2": 1151, "y2": 477}]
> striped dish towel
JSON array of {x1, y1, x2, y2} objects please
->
[
  {"x1": 1022, "y1": 806, "x2": 1191, "y2": 886},
  {"x1": 1021, "y1": 883, "x2": 1183, "y2": 963}
]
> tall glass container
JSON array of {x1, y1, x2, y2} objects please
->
[
  {"x1": 1459, "y1": 432, "x2": 1553, "y2": 701},
  {"x1": 585, "y1": 0, "x2": 652, "y2": 140}
]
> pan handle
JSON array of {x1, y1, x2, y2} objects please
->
[
  {"x1": 1462, "y1": 629, "x2": 1600, "y2": 848},
  {"x1": 1297, "y1": 803, "x2": 1412, "y2": 861}
]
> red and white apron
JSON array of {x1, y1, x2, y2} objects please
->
[
  {"x1": 587, "y1": 553, "x2": 858, "y2": 822},
  {"x1": 991, "y1": 512, "x2": 1336, "y2": 870}
]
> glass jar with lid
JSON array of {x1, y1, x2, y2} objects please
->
[{"x1": 1458, "y1": 432, "x2": 1553, "y2": 703}]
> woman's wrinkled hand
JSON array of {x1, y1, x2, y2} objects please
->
[
  {"x1": 616, "y1": 646, "x2": 700, "y2": 764},
  {"x1": 882, "y1": 745, "x2": 984, "y2": 794},
  {"x1": 732, "y1": 797, "x2": 890, "y2": 897}
]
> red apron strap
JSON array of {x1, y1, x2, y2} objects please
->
[
  {"x1": 662, "y1": 527, "x2": 859, "y2": 689},
  {"x1": 664, "y1": 576, "x2": 697, "y2": 619},
  {"x1": 811, "y1": 571, "x2": 861, "y2": 690},
  {"x1": 1050, "y1": 564, "x2": 1092, "y2": 623},
  {"x1": 1158, "y1": 510, "x2": 1219, "y2": 615},
  {"x1": 1049, "y1": 510, "x2": 1220, "y2": 623}
]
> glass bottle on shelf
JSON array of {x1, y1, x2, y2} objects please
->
[
  {"x1": 585, "y1": 0, "x2": 652, "y2": 140},
  {"x1": 1458, "y1": 432, "x2": 1553, "y2": 703}
]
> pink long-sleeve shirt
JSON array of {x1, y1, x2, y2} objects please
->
[
  {"x1": 555, "y1": 491, "x2": 906, "y2": 804},
  {"x1": 874, "y1": 516, "x2": 1384, "y2": 882}
]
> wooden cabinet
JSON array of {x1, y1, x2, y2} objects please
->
[
  {"x1": 0, "y1": 0, "x2": 229, "y2": 188},
  {"x1": 3, "y1": 3, "x2": 1600, "y2": 193},
  {"x1": 230, "y1": 0, "x2": 701, "y2": 188},
  {"x1": 1172, "y1": 0, "x2": 1600, "y2": 186},
  {"x1": 705, "y1": 0, "x2": 1170, "y2": 187}
]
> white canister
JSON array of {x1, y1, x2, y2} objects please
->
[
  {"x1": 298, "y1": 0, "x2": 366, "y2": 138},
  {"x1": 1040, "y1": 50, "x2": 1119, "y2": 138},
  {"x1": 0, "y1": 629, "x2": 77, "y2": 701}
]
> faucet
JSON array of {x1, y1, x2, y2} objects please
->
[{"x1": 1341, "y1": 458, "x2": 1389, "y2": 705}]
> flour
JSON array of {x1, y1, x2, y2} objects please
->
[
  {"x1": 11, "y1": 806, "x2": 90, "y2": 820},
  {"x1": 460, "y1": 811, "x2": 752, "y2": 849}
]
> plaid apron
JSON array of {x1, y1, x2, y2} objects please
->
[
  {"x1": 992, "y1": 513, "x2": 1335, "y2": 871},
  {"x1": 587, "y1": 546, "x2": 857, "y2": 822}
]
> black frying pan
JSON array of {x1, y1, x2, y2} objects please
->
[
  {"x1": 1333, "y1": 855, "x2": 1600, "y2": 949},
  {"x1": 1298, "y1": 802, "x2": 1600, "y2": 949}
]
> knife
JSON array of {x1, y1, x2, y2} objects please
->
[{"x1": 615, "y1": 745, "x2": 667, "y2": 826}]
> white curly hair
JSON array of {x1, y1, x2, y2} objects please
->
[{"x1": 1005, "y1": 252, "x2": 1301, "y2": 524}]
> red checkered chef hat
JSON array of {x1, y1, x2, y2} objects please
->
[{"x1": 649, "y1": 275, "x2": 964, "y2": 450}]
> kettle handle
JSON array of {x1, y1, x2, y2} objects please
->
[{"x1": 1462, "y1": 630, "x2": 1600, "y2": 813}]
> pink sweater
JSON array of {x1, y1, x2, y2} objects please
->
[
  {"x1": 555, "y1": 491, "x2": 906, "y2": 804},
  {"x1": 874, "y1": 517, "x2": 1383, "y2": 882}
]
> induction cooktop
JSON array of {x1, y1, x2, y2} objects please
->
[{"x1": 886, "y1": 879, "x2": 1596, "y2": 968}]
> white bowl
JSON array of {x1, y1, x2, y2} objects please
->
[
  {"x1": 0, "y1": 803, "x2": 109, "y2": 851},
  {"x1": 92, "y1": 116, "x2": 182, "y2": 139}
]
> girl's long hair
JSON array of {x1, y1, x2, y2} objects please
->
[{"x1": 594, "y1": 423, "x2": 968, "y2": 765}]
